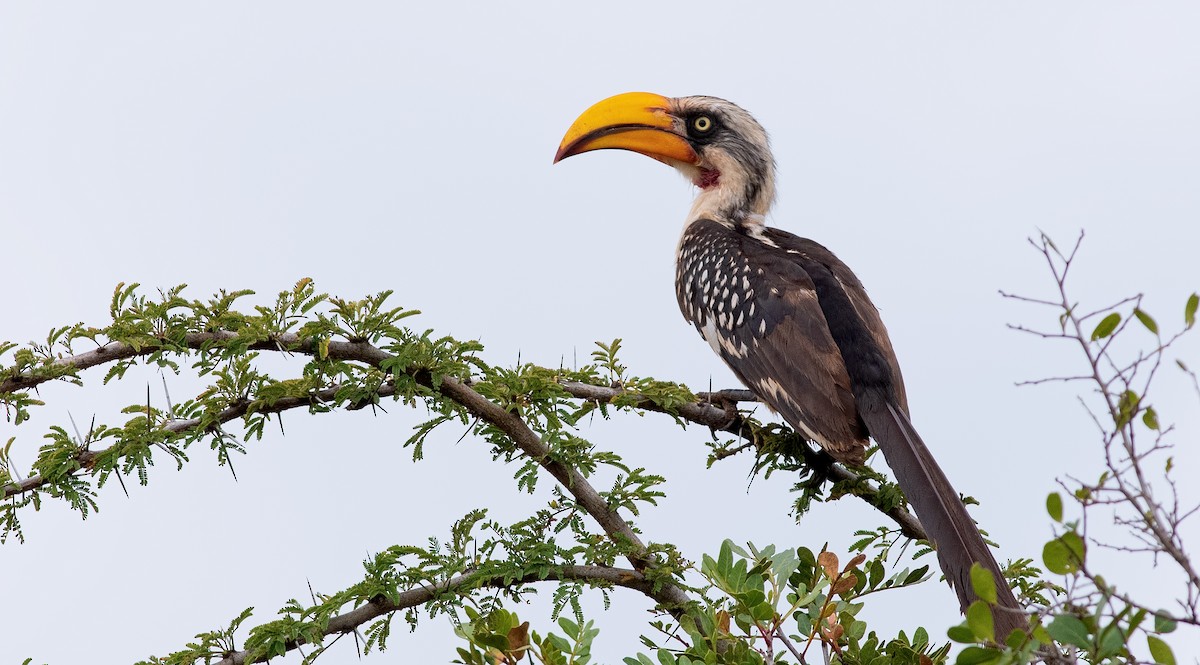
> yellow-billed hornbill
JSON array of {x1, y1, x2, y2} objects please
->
[{"x1": 555, "y1": 92, "x2": 1024, "y2": 637}]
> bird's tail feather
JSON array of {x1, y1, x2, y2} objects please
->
[{"x1": 859, "y1": 396, "x2": 1025, "y2": 639}]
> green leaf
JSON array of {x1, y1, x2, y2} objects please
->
[
  {"x1": 1043, "y1": 531, "x2": 1086, "y2": 574},
  {"x1": 903, "y1": 565, "x2": 930, "y2": 585},
  {"x1": 1046, "y1": 492, "x2": 1063, "y2": 522},
  {"x1": 1046, "y1": 614, "x2": 1090, "y2": 649},
  {"x1": 1091, "y1": 312, "x2": 1121, "y2": 340},
  {"x1": 749, "y1": 602, "x2": 775, "y2": 622},
  {"x1": 970, "y1": 564, "x2": 998, "y2": 605},
  {"x1": 1116, "y1": 390, "x2": 1141, "y2": 427},
  {"x1": 1143, "y1": 407, "x2": 1160, "y2": 431},
  {"x1": 956, "y1": 646, "x2": 1001, "y2": 665},
  {"x1": 947, "y1": 625, "x2": 975, "y2": 643},
  {"x1": 1154, "y1": 612, "x2": 1177, "y2": 634},
  {"x1": 967, "y1": 601, "x2": 995, "y2": 641},
  {"x1": 1147, "y1": 635, "x2": 1176, "y2": 665},
  {"x1": 868, "y1": 559, "x2": 884, "y2": 589},
  {"x1": 1185, "y1": 293, "x2": 1198, "y2": 328},
  {"x1": 1134, "y1": 308, "x2": 1159, "y2": 334},
  {"x1": 1097, "y1": 624, "x2": 1124, "y2": 658},
  {"x1": 718, "y1": 540, "x2": 733, "y2": 576},
  {"x1": 558, "y1": 618, "x2": 579, "y2": 639}
]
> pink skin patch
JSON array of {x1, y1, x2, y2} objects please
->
[{"x1": 696, "y1": 168, "x2": 720, "y2": 189}]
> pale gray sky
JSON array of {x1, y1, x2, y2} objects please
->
[{"x1": 2, "y1": 2, "x2": 1198, "y2": 662}]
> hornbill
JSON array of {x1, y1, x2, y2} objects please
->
[{"x1": 554, "y1": 92, "x2": 1024, "y2": 638}]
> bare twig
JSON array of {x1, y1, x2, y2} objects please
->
[{"x1": 1009, "y1": 232, "x2": 1200, "y2": 629}]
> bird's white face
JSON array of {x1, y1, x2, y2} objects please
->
[
  {"x1": 667, "y1": 96, "x2": 777, "y2": 223},
  {"x1": 555, "y1": 92, "x2": 777, "y2": 223}
]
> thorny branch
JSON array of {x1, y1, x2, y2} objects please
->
[
  {"x1": 210, "y1": 565, "x2": 665, "y2": 665},
  {"x1": 4, "y1": 333, "x2": 688, "y2": 593},
  {"x1": 2, "y1": 335, "x2": 928, "y2": 541},
  {"x1": 1, "y1": 325, "x2": 935, "y2": 663},
  {"x1": 558, "y1": 381, "x2": 927, "y2": 541}
]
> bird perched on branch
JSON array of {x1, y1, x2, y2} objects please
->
[{"x1": 554, "y1": 92, "x2": 1025, "y2": 638}]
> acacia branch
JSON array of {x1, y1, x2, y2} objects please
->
[
  {"x1": 2, "y1": 332, "x2": 694, "y2": 605},
  {"x1": 3, "y1": 334, "x2": 927, "y2": 542},
  {"x1": 558, "y1": 381, "x2": 927, "y2": 541},
  {"x1": 212, "y1": 565, "x2": 663, "y2": 665},
  {"x1": 4, "y1": 382, "x2": 399, "y2": 497}
]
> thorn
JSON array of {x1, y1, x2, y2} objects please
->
[
  {"x1": 7, "y1": 450, "x2": 23, "y2": 482},
  {"x1": 215, "y1": 427, "x2": 240, "y2": 482},
  {"x1": 68, "y1": 412, "x2": 86, "y2": 448},
  {"x1": 161, "y1": 375, "x2": 176, "y2": 419},
  {"x1": 114, "y1": 467, "x2": 130, "y2": 498},
  {"x1": 457, "y1": 418, "x2": 478, "y2": 444}
]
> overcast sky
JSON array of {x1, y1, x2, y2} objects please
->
[{"x1": 2, "y1": 2, "x2": 1198, "y2": 662}]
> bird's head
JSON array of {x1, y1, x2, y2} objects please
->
[{"x1": 555, "y1": 92, "x2": 777, "y2": 223}]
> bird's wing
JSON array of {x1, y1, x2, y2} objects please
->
[
  {"x1": 763, "y1": 229, "x2": 910, "y2": 413},
  {"x1": 676, "y1": 219, "x2": 868, "y2": 464},
  {"x1": 755, "y1": 228, "x2": 1024, "y2": 635}
]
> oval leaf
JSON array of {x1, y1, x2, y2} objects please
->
[
  {"x1": 1147, "y1": 635, "x2": 1176, "y2": 665},
  {"x1": 967, "y1": 600, "x2": 995, "y2": 642},
  {"x1": 817, "y1": 551, "x2": 839, "y2": 581},
  {"x1": 970, "y1": 564, "x2": 998, "y2": 605},
  {"x1": 1043, "y1": 532, "x2": 1086, "y2": 574},
  {"x1": 903, "y1": 564, "x2": 931, "y2": 585},
  {"x1": 507, "y1": 622, "x2": 530, "y2": 661},
  {"x1": 1091, "y1": 312, "x2": 1121, "y2": 340},
  {"x1": 869, "y1": 560, "x2": 884, "y2": 589},
  {"x1": 956, "y1": 646, "x2": 1000, "y2": 665},
  {"x1": 1186, "y1": 293, "x2": 1198, "y2": 328},
  {"x1": 1046, "y1": 614, "x2": 1090, "y2": 649},
  {"x1": 1154, "y1": 612, "x2": 1178, "y2": 634},
  {"x1": 1134, "y1": 308, "x2": 1159, "y2": 335},
  {"x1": 831, "y1": 572, "x2": 858, "y2": 596},
  {"x1": 947, "y1": 625, "x2": 976, "y2": 644},
  {"x1": 1046, "y1": 492, "x2": 1063, "y2": 522}
]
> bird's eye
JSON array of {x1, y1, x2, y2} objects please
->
[{"x1": 691, "y1": 115, "x2": 715, "y2": 134}]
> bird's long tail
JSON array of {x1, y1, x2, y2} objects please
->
[{"x1": 858, "y1": 396, "x2": 1025, "y2": 639}]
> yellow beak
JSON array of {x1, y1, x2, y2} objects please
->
[{"x1": 554, "y1": 92, "x2": 699, "y2": 166}]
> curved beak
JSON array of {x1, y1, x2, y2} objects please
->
[{"x1": 554, "y1": 92, "x2": 699, "y2": 166}]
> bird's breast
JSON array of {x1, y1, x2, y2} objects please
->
[{"x1": 675, "y1": 220, "x2": 771, "y2": 359}]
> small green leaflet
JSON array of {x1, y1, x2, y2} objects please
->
[{"x1": 1091, "y1": 312, "x2": 1121, "y2": 340}]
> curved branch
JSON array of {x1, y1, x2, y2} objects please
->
[
  {"x1": 4, "y1": 382, "x2": 399, "y2": 497},
  {"x1": 214, "y1": 565, "x2": 663, "y2": 665},
  {"x1": 2, "y1": 332, "x2": 694, "y2": 606},
  {"x1": 3, "y1": 334, "x2": 926, "y2": 542}
]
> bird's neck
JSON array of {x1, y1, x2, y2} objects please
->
[{"x1": 684, "y1": 160, "x2": 776, "y2": 230}]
